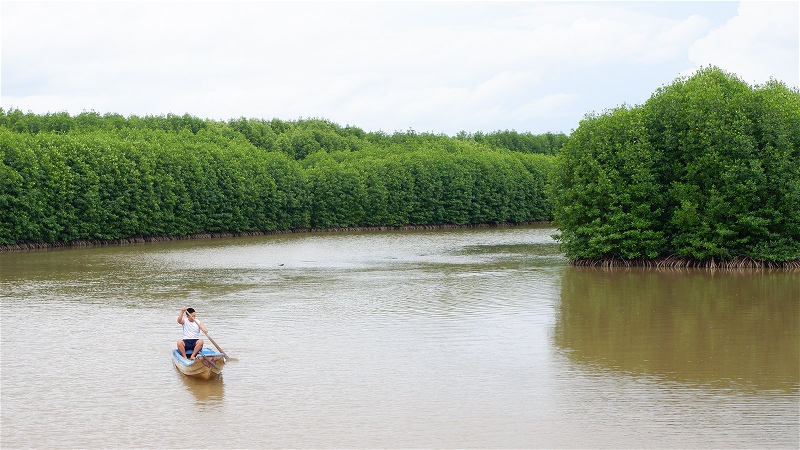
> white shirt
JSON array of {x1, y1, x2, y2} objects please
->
[{"x1": 182, "y1": 319, "x2": 201, "y2": 339}]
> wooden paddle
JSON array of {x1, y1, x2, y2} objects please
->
[
  {"x1": 203, "y1": 330, "x2": 233, "y2": 362},
  {"x1": 186, "y1": 312, "x2": 235, "y2": 362}
]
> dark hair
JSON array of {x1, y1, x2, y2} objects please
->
[{"x1": 186, "y1": 307, "x2": 195, "y2": 314}]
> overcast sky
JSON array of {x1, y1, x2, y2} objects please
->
[{"x1": 2, "y1": 1, "x2": 798, "y2": 135}]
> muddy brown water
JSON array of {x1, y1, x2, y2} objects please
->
[{"x1": 1, "y1": 226, "x2": 797, "y2": 448}]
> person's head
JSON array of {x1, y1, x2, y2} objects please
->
[{"x1": 186, "y1": 307, "x2": 196, "y2": 320}]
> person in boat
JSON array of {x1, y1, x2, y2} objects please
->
[{"x1": 177, "y1": 307, "x2": 208, "y2": 360}]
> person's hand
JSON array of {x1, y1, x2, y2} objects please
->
[{"x1": 181, "y1": 306, "x2": 187, "y2": 312}]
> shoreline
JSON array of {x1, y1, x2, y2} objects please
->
[
  {"x1": 0, "y1": 222, "x2": 549, "y2": 252},
  {"x1": 570, "y1": 255, "x2": 800, "y2": 270}
]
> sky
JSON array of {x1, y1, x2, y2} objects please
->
[{"x1": 1, "y1": 1, "x2": 798, "y2": 136}]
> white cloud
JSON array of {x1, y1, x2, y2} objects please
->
[
  {"x1": 1, "y1": 1, "x2": 794, "y2": 134},
  {"x1": 688, "y1": 1, "x2": 799, "y2": 86}
]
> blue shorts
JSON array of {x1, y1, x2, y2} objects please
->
[{"x1": 183, "y1": 339, "x2": 199, "y2": 354}]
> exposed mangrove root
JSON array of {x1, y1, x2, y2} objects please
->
[
  {"x1": 571, "y1": 254, "x2": 800, "y2": 270},
  {"x1": 0, "y1": 222, "x2": 549, "y2": 253}
]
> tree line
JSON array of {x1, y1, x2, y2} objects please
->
[{"x1": 0, "y1": 112, "x2": 556, "y2": 245}]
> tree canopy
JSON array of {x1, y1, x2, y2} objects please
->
[
  {"x1": 550, "y1": 67, "x2": 800, "y2": 264},
  {"x1": 0, "y1": 111, "x2": 558, "y2": 246}
]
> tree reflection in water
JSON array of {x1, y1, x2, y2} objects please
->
[{"x1": 554, "y1": 266, "x2": 799, "y2": 392}]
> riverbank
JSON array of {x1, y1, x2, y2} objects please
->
[{"x1": 0, "y1": 222, "x2": 548, "y2": 252}]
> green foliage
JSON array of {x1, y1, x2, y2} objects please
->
[
  {"x1": 0, "y1": 109, "x2": 555, "y2": 245},
  {"x1": 551, "y1": 107, "x2": 666, "y2": 259},
  {"x1": 550, "y1": 67, "x2": 800, "y2": 262},
  {"x1": 460, "y1": 130, "x2": 568, "y2": 155}
]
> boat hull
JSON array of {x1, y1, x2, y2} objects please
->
[{"x1": 172, "y1": 348, "x2": 226, "y2": 379}]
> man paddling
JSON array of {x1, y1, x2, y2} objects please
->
[{"x1": 177, "y1": 307, "x2": 208, "y2": 360}]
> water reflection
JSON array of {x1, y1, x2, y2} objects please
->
[
  {"x1": 177, "y1": 369, "x2": 225, "y2": 404},
  {"x1": 554, "y1": 267, "x2": 799, "y2": 392}
]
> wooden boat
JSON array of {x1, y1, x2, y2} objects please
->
[{"x1": 172, "y1": 347, "x2": 226, "y2": 379}]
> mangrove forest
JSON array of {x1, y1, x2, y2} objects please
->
[
  {"x1": 550, "y1": 67, "x2": 799, "y2": 267},
  {"x1": 0, "y1": 111, "x2": 557, "y2": 249},
  {"x1": 1, "y1": 66, "x2": 798, "y2": 268}
]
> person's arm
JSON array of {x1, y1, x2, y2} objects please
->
[
  {"x1": 198, "y1": 320, "x2": 208, "y2": 334},
  {"x1": 178, "y1": 307, "x2": 187, "y2": 324}
]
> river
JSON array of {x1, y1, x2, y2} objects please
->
[{"x1": 1, "y1": 225, "x2": 797, "y2": 448}]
